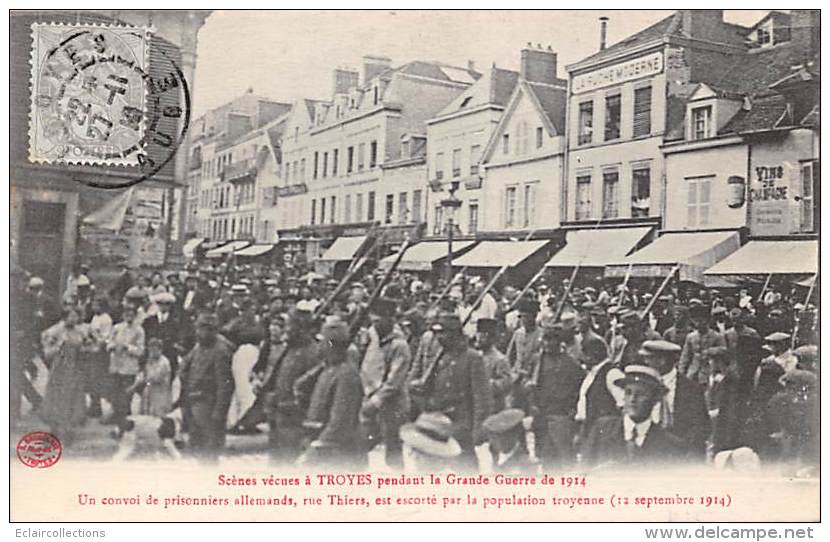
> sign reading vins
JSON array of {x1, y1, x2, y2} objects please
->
[{"x1": 749, "y1": 164, "x2": 795, "y2": 236}]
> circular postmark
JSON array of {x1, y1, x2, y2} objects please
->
[
  {"x1": 16, "y1": 431, "x2": 62, "y2": 468},
  {"x1": 32, "y1": 24, "x2": 190, "y2": 189}
]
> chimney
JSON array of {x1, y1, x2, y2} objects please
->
[
  {"x1": 362, "y1": 55, "x2": 392, "y2": 84},
  {"x1": 790, "y1": 10, "x2": 820, "y2": 59},
  {"x1": 681, "y1": 10, "x2": 724, "y2": 40},
  {"x1": 520, "y1": 45, "x2": 558, "y2": 85},
  {"x1": 332, "y1": 67, "x2": 359, "y2": 96},
  {"x1": 599, "y1": 17, "x2": 609, "y2": 50}
]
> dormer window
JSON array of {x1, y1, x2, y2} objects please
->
[
  {"x1": 756, "y1": 24, "x2": 772, "y2": 47},
  {"x1": 690, "y1": 105, "x2": 712, "y2": 140}
]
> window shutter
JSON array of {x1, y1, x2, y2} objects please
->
[{"x1": 633, "y1": 87, "x2": 652, "y2": 137}]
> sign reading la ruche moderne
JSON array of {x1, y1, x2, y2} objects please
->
[{"x1": 572, "y1": 51, "x2": 663, "y2": 94}]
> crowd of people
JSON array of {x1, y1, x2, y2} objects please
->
[{"x1": 10, "y1": 255, "x2": 818, "y2": 475}]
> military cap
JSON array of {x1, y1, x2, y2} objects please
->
[
  {"x1": 580, "y1": 300, "x2": 597, "y2": 312},
  {"x1": 231, "y1": 284, "x2": 249, "y2": 294},
  {"x1": 516, "y1": 297, "x2": 540, "y2": 315},
  {"x1": 643, "y1": 292, "x2": 653, "y2": 300},
  {"x1": 482, "y1": 408, "x2": 525, "y2": 434},
  {"x1": 583, "y1": 286, "x2": 597, "y2": 295},
  {"x1": 638, "y1": 340, "x2": 682, "y2": 358},
  {"x1": 369, "y1": 297, "x2": 398, "y2": 318},
  {"x1": 28, "y1": 276, "x2": 45, "y2": 288},
  {"x1": 76, "y1": 275, "x2": 91, "y2": 287},
  {"x1": 764, "y1": 331, "x2": 791, "y2": 343},
  {"x1": 476, "y1": 317, "x2": 498, "y2": 335},
  {"x1": 537, "y1": 283, "x2": 549, "y2": 291},
  {"x1": 431, "y1": 311, "x2": 463, "y2": 333},
  {"x1": 195, "y1": 312, "x2": 219, "y2": 328},
  {"x1": 613, "y1": 364, "x2": 668, "y2": 395},
  {"x1": 289, "y1": 303, "x2": 315, "y2": 321},
  {"x1": 688, "y1": 298, "x2": 704, "y2": 307},
  {"x1": 768, "y1": 308, "x2": 784, "y2": 318}
]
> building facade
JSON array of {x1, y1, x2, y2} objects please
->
[{"x1": 479, "y1": 48, "x2": 567, "y2": 237}]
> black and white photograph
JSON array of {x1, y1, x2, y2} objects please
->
[{"x1": 8, "y1": 7, "x2": 821, "y2": 526}]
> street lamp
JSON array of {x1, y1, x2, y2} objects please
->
[{"x1": 441, "y1": 180, "x2": 462, "y2": 285}]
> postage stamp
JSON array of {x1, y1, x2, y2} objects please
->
[{"x1": 29, "y1": 23, "x2": 151, "y2": 167}]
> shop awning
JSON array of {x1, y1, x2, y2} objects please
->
[
  {"x1": 182, "y1": 237, "x2": 205, "y2": 259},
  {"x1": 705, "y1": 240, "x2": 818, "y2": 276},
  {"x1": 235, "y1": 243, "x2": 276, "y2": 257},
  {"x1": 205, "y1": 240, "x2": 252, "y2": 259},
  {"x1": 546, "y1": 227, "x2": 651, "y2": 268},
  {"x1": 606, "y1": 231, "x2": 740, "y2": 284},
  {"x1": 319, "y1": 236, "x2": 367, "y2": 261},
  {"x1": 378, "y1": 240, "x2": 475, "y2": 271},
  {"x1": 452, "y1": 240, "x2": 548, "y2": 268}
]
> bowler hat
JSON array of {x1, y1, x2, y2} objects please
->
[
  {"x1": 399, "y1": 412, "x2": 461, "y2": 458},
  {"x1": 482, "y1": 408, "x2": 525, "y2": 434}
]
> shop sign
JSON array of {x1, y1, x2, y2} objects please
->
[
  {"x1": 748, "y1": 164, "x2": 797, "y2": 236},
  {"x1": 572, "y1": 52, "x2": 663, "y2": 94}
]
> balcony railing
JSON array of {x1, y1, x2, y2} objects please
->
[{"x1": 222, "y1": 158, "x2": 257, "y2": 183}]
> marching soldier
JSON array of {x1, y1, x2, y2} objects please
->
[
  {"x1": 359, "y1": 297, "x2": 412, "y2": 469},
  {"x1": 178, "y1": 312, "x2": 234, "y2": 462},
  {"x1": 506, "y1": 298, "x2": 544, "y2": 411},
  {"x1": 412, "y1": 311, "x2": 492, "y2": 471},
  {"x1": 475, "y1": 318, "x2": 512, "y2": 412},
  {"x1": 300, "y1": 316, "x2": 364, "y2": 467},
  {"x1": 526, "y1": 317, "x2": 585, "y2": 467},
  {"x1": 264, "y1": 305, "x2": 319, "y2": 463}
]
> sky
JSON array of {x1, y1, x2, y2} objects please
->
[{"x1": 191, "y1": 10, "x2": 772, "y2": 118}]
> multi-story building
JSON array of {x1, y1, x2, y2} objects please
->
[
  {"x1": 275, "y1": 56, "x2": 480, "y2": 272},
  {"x1": 184, "y1": 90, "x2": 290, "y2": 254},
  {"x1": 562, "y1": 10, "x2": 756, "y2": 280},
  {"x1": 656, "y1": 10, "x2": 820, "y2": 284},
  {"x1": 425, "y1": 62, "x2": 518, "y2": 238}
]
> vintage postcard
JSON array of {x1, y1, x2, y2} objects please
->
[{"x1": 9, "y1": 9, "x2": 820, "y2": 524}]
